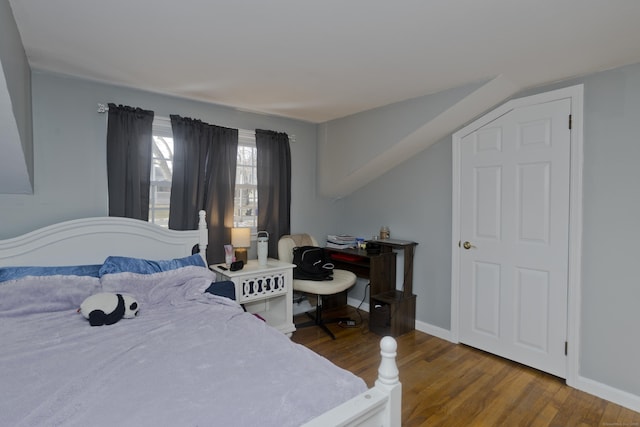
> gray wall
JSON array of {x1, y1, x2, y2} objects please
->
[
  {"x1": 335, "y1": 137, "x2": 452, "y2": 328},
  {"x1": 1, "y1": 60, "x2": 639, "y2": 403},
  {"x1": 316, "y1": 80, "x2": 486, "y2": 198},
  {"x1": 0, "y1": 71, "x2": 340, "y2": 243},
  {"x1": 332, "y1": 61, "x2": 640, "y2": 399},
  {"x1": 578, "y1": 63, "x2": 640, "y2": 395}
]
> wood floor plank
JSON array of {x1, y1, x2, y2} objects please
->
[{"x1": 292, "y1": 306, "x2": 640, "y2": 426}]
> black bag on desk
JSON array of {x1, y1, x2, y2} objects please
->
[{"x1": 292, "y1": 246, "x2": 334, "y2": 281}]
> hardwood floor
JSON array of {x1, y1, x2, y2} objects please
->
[{"x1": 291, "y1": 306, "x2": 640, "y2": 427}]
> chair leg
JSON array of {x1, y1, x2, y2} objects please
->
[{"x1": 295, "y1": 294, "x2": 337, "y2": 340}]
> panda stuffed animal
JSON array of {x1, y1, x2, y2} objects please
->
[{"x1": 79, "y1": 293, "x2": 139, "y2": 326}]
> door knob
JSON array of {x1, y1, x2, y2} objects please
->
[{"x1": 462, "y1": 241, "x2": 476, "y2": 250}]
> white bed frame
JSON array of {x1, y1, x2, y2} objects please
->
[{"x1": 0, "y1": 211, "x2": 402, "y2": 427}]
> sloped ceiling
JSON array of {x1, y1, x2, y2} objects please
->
[
  {"x1": 3, "y1": 1, "x2": 640, "y2": 196},
  {"x1": 0, "y1": 74, "x2": 32, "y2": 194},
  {"x1": 8, "y1": 0, "x2": 640, "y2": 124},
  {"x1": 0, "y1": 0, "x2": 32, "y2": 194},
  {"x1": 318, "y1": 76, "x2": 520, "y2": 198}
]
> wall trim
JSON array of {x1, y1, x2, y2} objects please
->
[
  {"x1": 414, "y1": 321, "x2": 640, "y2": 414},
  {"x1": 348, "y1": 300, "x2": 640, "y2": 413},
  {"x1": 414, "y1": 320, "x2": 453, "y2": 342},
  {"x1": 347, "y1": 296, "x2": 369, "y2": 313},
  {"x1": 573, "y1": 376, "x2": 640, "y2": 414}
]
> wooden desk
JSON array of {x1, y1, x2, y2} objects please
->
[
  {"x1": 325, "y1": 239, "x2": 417, "y2": 337},
  {"x1": 325, "y1": 247, "x2": 396, "y2": 294}
]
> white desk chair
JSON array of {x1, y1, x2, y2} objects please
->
[{"x1": 278, "y1": 234, "x2": 357, "y2": 339}]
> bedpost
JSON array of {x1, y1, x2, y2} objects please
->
[
  {"x1": 301, "y1": 336, "x2": 402, "y2": 427},
  {"x1": 375, "y1": 336, "x2": 401, "y2": 426},
  {"x1": 197, "y1": 210, "x2": 208, "y2": 263}
]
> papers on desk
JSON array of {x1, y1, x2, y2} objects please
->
[
  {"x1": 326, "y1": 242, "x2": 353, "y2": 249},
  {"x1": 327, "y1": 234, "x2": 357, "y2": 249}
]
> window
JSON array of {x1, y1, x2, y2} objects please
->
[
  {"x1": 149, "y1": 120, "x2": 258, "y2": 231},
  {"x1": 149, "y1": 118, "x2": 173, "y2": 227},
  {"x1": 234, "y1": 130, "x2": 258, "y2": 230}
]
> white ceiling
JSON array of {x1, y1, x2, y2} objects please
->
[{"x1": 8, "y1": 0, "x2": 640, "y2": 123}]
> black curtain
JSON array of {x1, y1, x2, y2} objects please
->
[
  {"x1": 169, "y1": 115, "x2": 238, "y2": 264},
  {"x1": 255, "y1": 129, "x2": 291, "y2": 257},
  {"x1": 106, "y1": 104, "x2": 154, "y2": 219}
]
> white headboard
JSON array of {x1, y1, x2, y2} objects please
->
[{"x1": 0, "y1": 211, "x2": 208, "y2": 267}]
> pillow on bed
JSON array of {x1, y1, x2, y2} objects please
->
[
  {"x1": 0, "y1": 264, "x2": 102, "y2": 283},
  {"x1": 0, "y1": 275, "x2": 101, "y2": 317},
  {"x1": 98, "y1": 253, "x2": 206, "y2": 276},
  {"x1": 205, "y1": 280, "x2": 237, "y2": 300}
]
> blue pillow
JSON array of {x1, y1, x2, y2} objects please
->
[
  {"x1": 98, "y1": 253, "x2": 206, "y2": 276},
  {"x1": 0, "y1": 264, "x2": 102, "y2": 283},
  {"x1": 205, "y1": 280, "x2": 237, "y2": 300}
]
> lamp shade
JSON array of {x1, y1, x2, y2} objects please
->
[{"x1": 231, "y1": 227, "x2": 251, "y2": 248}]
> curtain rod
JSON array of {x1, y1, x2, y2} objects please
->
[{"x1": 97, "y1": 103, "x2": 296, "y2": 142}]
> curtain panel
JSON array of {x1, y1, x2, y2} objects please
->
[
  {"x1": 106, "y1": 104, "x2": 154, "y2": 220},
  {"x1": 169, "y1": 115, "x2": 238, "y2": 264},
  {"x1": 255, "y1": 129, "x2": 291, "y2": 258}
]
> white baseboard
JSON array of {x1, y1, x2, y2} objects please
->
[
  {"x1": 347, "y1": 296, "x2": 369, "y2": 313},
  {"x1": 345, "y1": 299, "x2": 640, "y2": 414},
  {"x1": 571, "y1": 375, "x2": 640, "y2": 414},
  {"x1": 346, "y1": 298, "x2": 453, "y2": 342},
  {"x1": 414, "y1": 320, "x2": 454, "y2": 342},
  {"x1": 412, "y1": 319, "x2": 640, "y2": 413}
]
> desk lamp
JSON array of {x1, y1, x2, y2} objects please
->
[{"x1": 231, "y1": 227, "x2": 251, "y2": 263}]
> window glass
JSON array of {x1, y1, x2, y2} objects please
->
[
  {"x1": 235, "y1": 131, "x2": 258, "y2": 230},
  {"x1": 149, "y1": 117, "x2": 173, "y2": 227}
]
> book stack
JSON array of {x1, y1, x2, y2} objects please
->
[{"x1": 326, "y1": 234, "x2": 357, "y2": 249}]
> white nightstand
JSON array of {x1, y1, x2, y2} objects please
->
[{"x1": 209, "y1": 259, "x2": 296, "y2": 336}]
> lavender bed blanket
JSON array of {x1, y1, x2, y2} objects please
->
[{"x1": 0, "y1": 266, "x2": 367, "y2": 426}]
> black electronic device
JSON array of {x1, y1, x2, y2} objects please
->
[
  {"x1": 366, "y1": 242, "x2": 381, "y2": 255},
  {"x1": 229, "y1": 260, "x2": 244, "y2": 271}
]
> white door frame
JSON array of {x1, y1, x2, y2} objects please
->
[{"x1": 451, "y1": 84, "x2": 583, "y2": 387}]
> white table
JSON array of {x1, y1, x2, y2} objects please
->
[{"x1": 209, "y1": 259, "x2": 296, "y2": 336}]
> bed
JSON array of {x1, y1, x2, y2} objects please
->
[{"x1": 0, "y1": 211, "x2": 401, "y2": 427}]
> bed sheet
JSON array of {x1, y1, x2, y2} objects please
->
[{"x1": 0, "y1": 266, "x2": 367, "y2": 427}]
